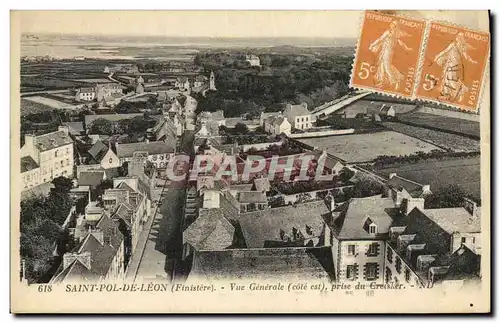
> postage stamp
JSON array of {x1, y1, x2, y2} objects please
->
[
  {"x1": 351, "y1": 11, "x2": 426, "y2": 98},
  {"x1": 415, "y1": 21, "x2": 490, "y2": 111}
]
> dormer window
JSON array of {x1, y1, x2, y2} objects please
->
[{"x1": 369, "y1": 223, "x2": 377, "y2": 234}]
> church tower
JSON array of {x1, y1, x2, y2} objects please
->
[{"x1": 209, "y1": 71, "x2": 216, "y2": 91}]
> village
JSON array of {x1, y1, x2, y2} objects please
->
[{"x1": 19, "y1": 50, "x2": 482, "y2": 290}]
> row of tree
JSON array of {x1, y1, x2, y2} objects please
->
[{"x1": 20, "y1": 177, "x2": 74, "y2": 283}]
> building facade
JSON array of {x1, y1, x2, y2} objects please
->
[
  {"x1": 283, "y1": 103, "x2": 313, "y2": 130},
  {"x1": 20, "y1": 126, "x2": 74, "y2": 189}
]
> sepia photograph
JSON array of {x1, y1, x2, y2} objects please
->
[{"x1": 10, "y1": 9, "x2": 491, "y2": 313}]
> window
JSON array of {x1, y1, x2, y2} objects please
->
[
  {"x1": 60, "y1": 160, "x2": 64, "y2": 167},
  {"x1": 66, "y1": 147, "x2": 69, "y2": 154},
  {"x1": 346, "y1": 265, "x2": 357, "y2": 281},
  {"x1": 461, "y1": 237, "x2": 466, "y2": 244},
  {"x1": 385, "y1": 267, "x2": 392, "y2": 283},
  {"x1": 66, "y1": 158, "x2": 70, "y2": 165},
  {"x1": 405, "y1": 268, "x2": 411, "y2": 282},
  {"x1": 387, "y1": 246, "x2": 393, "y2": 263},
  {"x1": 364, "y1": 263, "x2": 379, "y2": 281},
  {"x1": 55, "y1": 150, "x2": 59, "y2": 157},
  {"x1": 473, "y1": 237, "x2": 476, "y2": 243},
  {"x1": 396, "y1": 257, "x2": 402, "y2": 274},
  {"x1": 369, "y1": 223, "x2": 377, "y2": 234},
  {"x1": 347, "y1": 244, "x2": 356, "y2": 256},
  {"x1": 109, "y1": 157, "x2": 113, "y2": 164},
  {"x1": 367, "y1": 243, "x2": 379, "y2": 257}
]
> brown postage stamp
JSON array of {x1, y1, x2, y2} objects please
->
[
  {"x1": 415, "y1": 21, "x2": 490, "y2": 111},
  {"x1": 351, "y1": 11, "x2": 426, "y2": 98}
]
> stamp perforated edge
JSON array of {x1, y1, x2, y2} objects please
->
[
  {"x1": 412, "y1": 19, "x2": 491, "y2": 113},
  {"x1": 349, "y1": 10, "x2": 428, "y2": 100}
]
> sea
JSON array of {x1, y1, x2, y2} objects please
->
[{"x1": 21, "y1": 33, "x2": 356, "y2": 60}]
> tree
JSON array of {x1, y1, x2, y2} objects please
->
[
  {"x1": 51, "y1": 176, "x2": 73, "y2": 194},
  {"x1": 349, "y1": 179, "x2": 384, "y2": 198},
  {"x1": 234, "y1": 123, "x2": 249, "y2": 135},
  {"x1": 338, "y1": 167, "x2": 355, "y2": 184},
  {"x1": 425, "y1": 185, "x2": 471, "y2": 209},
  {"x1": 90, "y1": 118, "x2": 113, "y2": 135}
]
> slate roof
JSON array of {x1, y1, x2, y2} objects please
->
[
  {"x1": 51, "y1": 214, "x2": 124, "y2": 283},
  {"x1": 415, "y1": 207, "x2": 480, "y2": 234},
  {"x1": 183, "y1": 208, "x2": 235, "y2": 251},
  {"x1": 386, "y1": 175, "x2": 426, "y2": 198},
  {"x1": 177, "y1": 76, "x2": 189, "y2": 83},
  {"x1": 188, "y1": 247, "x2": 335, "y2": 282},
  {"x1": 78, "y1": 171, "x2": 105, "y2": 188},
  {"x1": 237, "y1": 191, "x2": 267, "y2": 204},
  {"x1": 238, "y1": 200, "x2": 330, "y2": 248},
  {"x1": 284, "y1": 103, "x2": 310, "y2": 118},
  {"x1": 333, "y1": 196, "x2": 401, "y2": 240},
  {"x1": 116, "y1": 141, "x2": 175, "y2": 158},
  {"x1": 63, "y1": 122, "x2": 85, "y2": 135},
  {"x1": 34, "y1": 130, "x2": 73, "y2": 152},
  {"x1": 195, "y1": 75, "x2": 208, "y2": 82},
  {"x1": 21, "y1": 156, "x2": 39, "y2": 173},
  {"x1": 88, "y1": 140, "x2": 109, "y2": 162}
]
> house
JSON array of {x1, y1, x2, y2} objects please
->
[
  {"x1": 96, "y1": 83, "x2": 123, "y2": 101},
  {"x1": 330, "y1": 195, "x2": 403, "y2": 283},
  {"x1": 283, "y1": 103, "x2": 312, "y2": 130},
  {"x1": 187, "y1": 247, "x2": 334, "y2": 283},
  {"x1": 238, "y1": 200, "x2": 332, "y2": 249},
  {"x1": 87, "y1": 140, "x2": 120, "y2": 169},
  {"x1": 103, "y1": 176, "x2": 151, "y2": 255},
  {"x1": 245, "y1": 54, "x2": 261, "y2": 67},
  {"x1": 50, "y1": 214, "x2": 125, "y2": 283},
  {"x1": 193, "y1": 75, "x2": 208, "y2": 88},
  {"x1": 385, "y1": 173, "x2": 432, "y2": 211},
  {"x1": 74, "y1": 87, "x2": 96, "y2": 102},
  {"x1": 270, "y1": 116, "x2": 292, "y2": 136},
  {"x1": 235, "y1": 191, "x2": 268, "y2": 213},
  {"x1": 379, "y1": 104, "x2": 396, "y2": 119},
  {"x1": 385, "y1": 199, "x2": 481, "y2": 288},
  {"x1": 63, "y1": 122, "x2": 85, "y2": 136},
  {"x1": 115, "y1": 141, "x2": 176, "y2": 168},
  {"x1": 261, "y1": 113, "x2": 291, "y2": 136},
  {"x1": 175, "y1": 76, "x2": 190, "y2": 92},
  {"x1": 20, "y1": 126, "x2": 74, "y2": 190},
  {"x1": 259, "y1": 111, "x2": 281, "y2": 127}
]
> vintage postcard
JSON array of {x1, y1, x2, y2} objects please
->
[{"x1": 10, "y1": 10, "x2": 490, "y2": 313}]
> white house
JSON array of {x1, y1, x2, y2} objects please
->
[{"x1": 283, "y1": 103, "x2": 312, "y2": 130}]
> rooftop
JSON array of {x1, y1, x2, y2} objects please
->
[
  {"x1": 420, "y1": 207, "x2": 480, "y2": 234},
  {"x1": 31, "y1": 130, "x2": 73, "y2": 152},
  {"x1": 237, "y1": 191, "x2": 267, "y2": 204},
  {"x1": 238, "y1": 200, "x2": 330, "y2": 248},
  {"x1": 78, "y1": 171, "x2": 105, "y2": 188},
  {"x1": 116, "y1": 141, "x2": 175, "y2": 158},
  {"x1": 183, "y1": 207, "x2": 235, "y2": 251},
  {"x1": 333, "y1": 196, "x2": 402, "y2": 240},
  {"x1": 284, "y1": 103, "x2": 310, "y2": 118},
  {"x1": 387, "y1": 174, "x2": 427, "y2": 198},
  {"x1": 21, "y1": 156, "x2": 39, "y2": 173},
  {"x1": 188, "y1": 247, "x2": 334, "y2": 282}
]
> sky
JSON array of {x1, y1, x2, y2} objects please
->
[{"x1": 15, "y1": 11, "x2": 363, "y2": 38}]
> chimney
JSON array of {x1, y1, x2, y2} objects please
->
[
  {"x1": 301, "y1": 102, "x2": 308, "y2": 110},
  {"x1": 23, "y1": 133, "x2": 36, "y2": 150},
  {"x1": 463, "y1": 198, "x2": 478, "y2": 217},
  {"x1": 58, "y1": 125, "x2": 69, "y2": 136},
  {"x1": 389, "y1": 173, "x2": 397, "y2": 179}
]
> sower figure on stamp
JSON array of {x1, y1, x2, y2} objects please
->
[
  {"x1": 369, "y1": 21, "x2": 412, "y2": 90},
  {"x1": 433, "y1": 32, "x2": 477, "y2": 103}
]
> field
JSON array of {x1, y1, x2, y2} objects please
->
[
  {"x1": 398, "y1": 112, "x2": 480, "y2": 138},
  {"x1": 382, "y1": 122, "x2": 480, "y2": 152},
  {"x1": 297, "y1": 131, "x2": 442, "y2": 163},
  {"x1": 23, "y1": 96, "x2": 73, "y2": 109},
  {"x1": 21, "y1": 98, "x2": 54, "y2": 115},
  {"x1": 335, "y1": 99, "x2": 418, "y2": 118},
  {"x1": 374, "y1": 156, "x2": 481, "y2": 201},
  {"x1": 318, "y1": 116, "x2": 386, "y2": 132}
]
